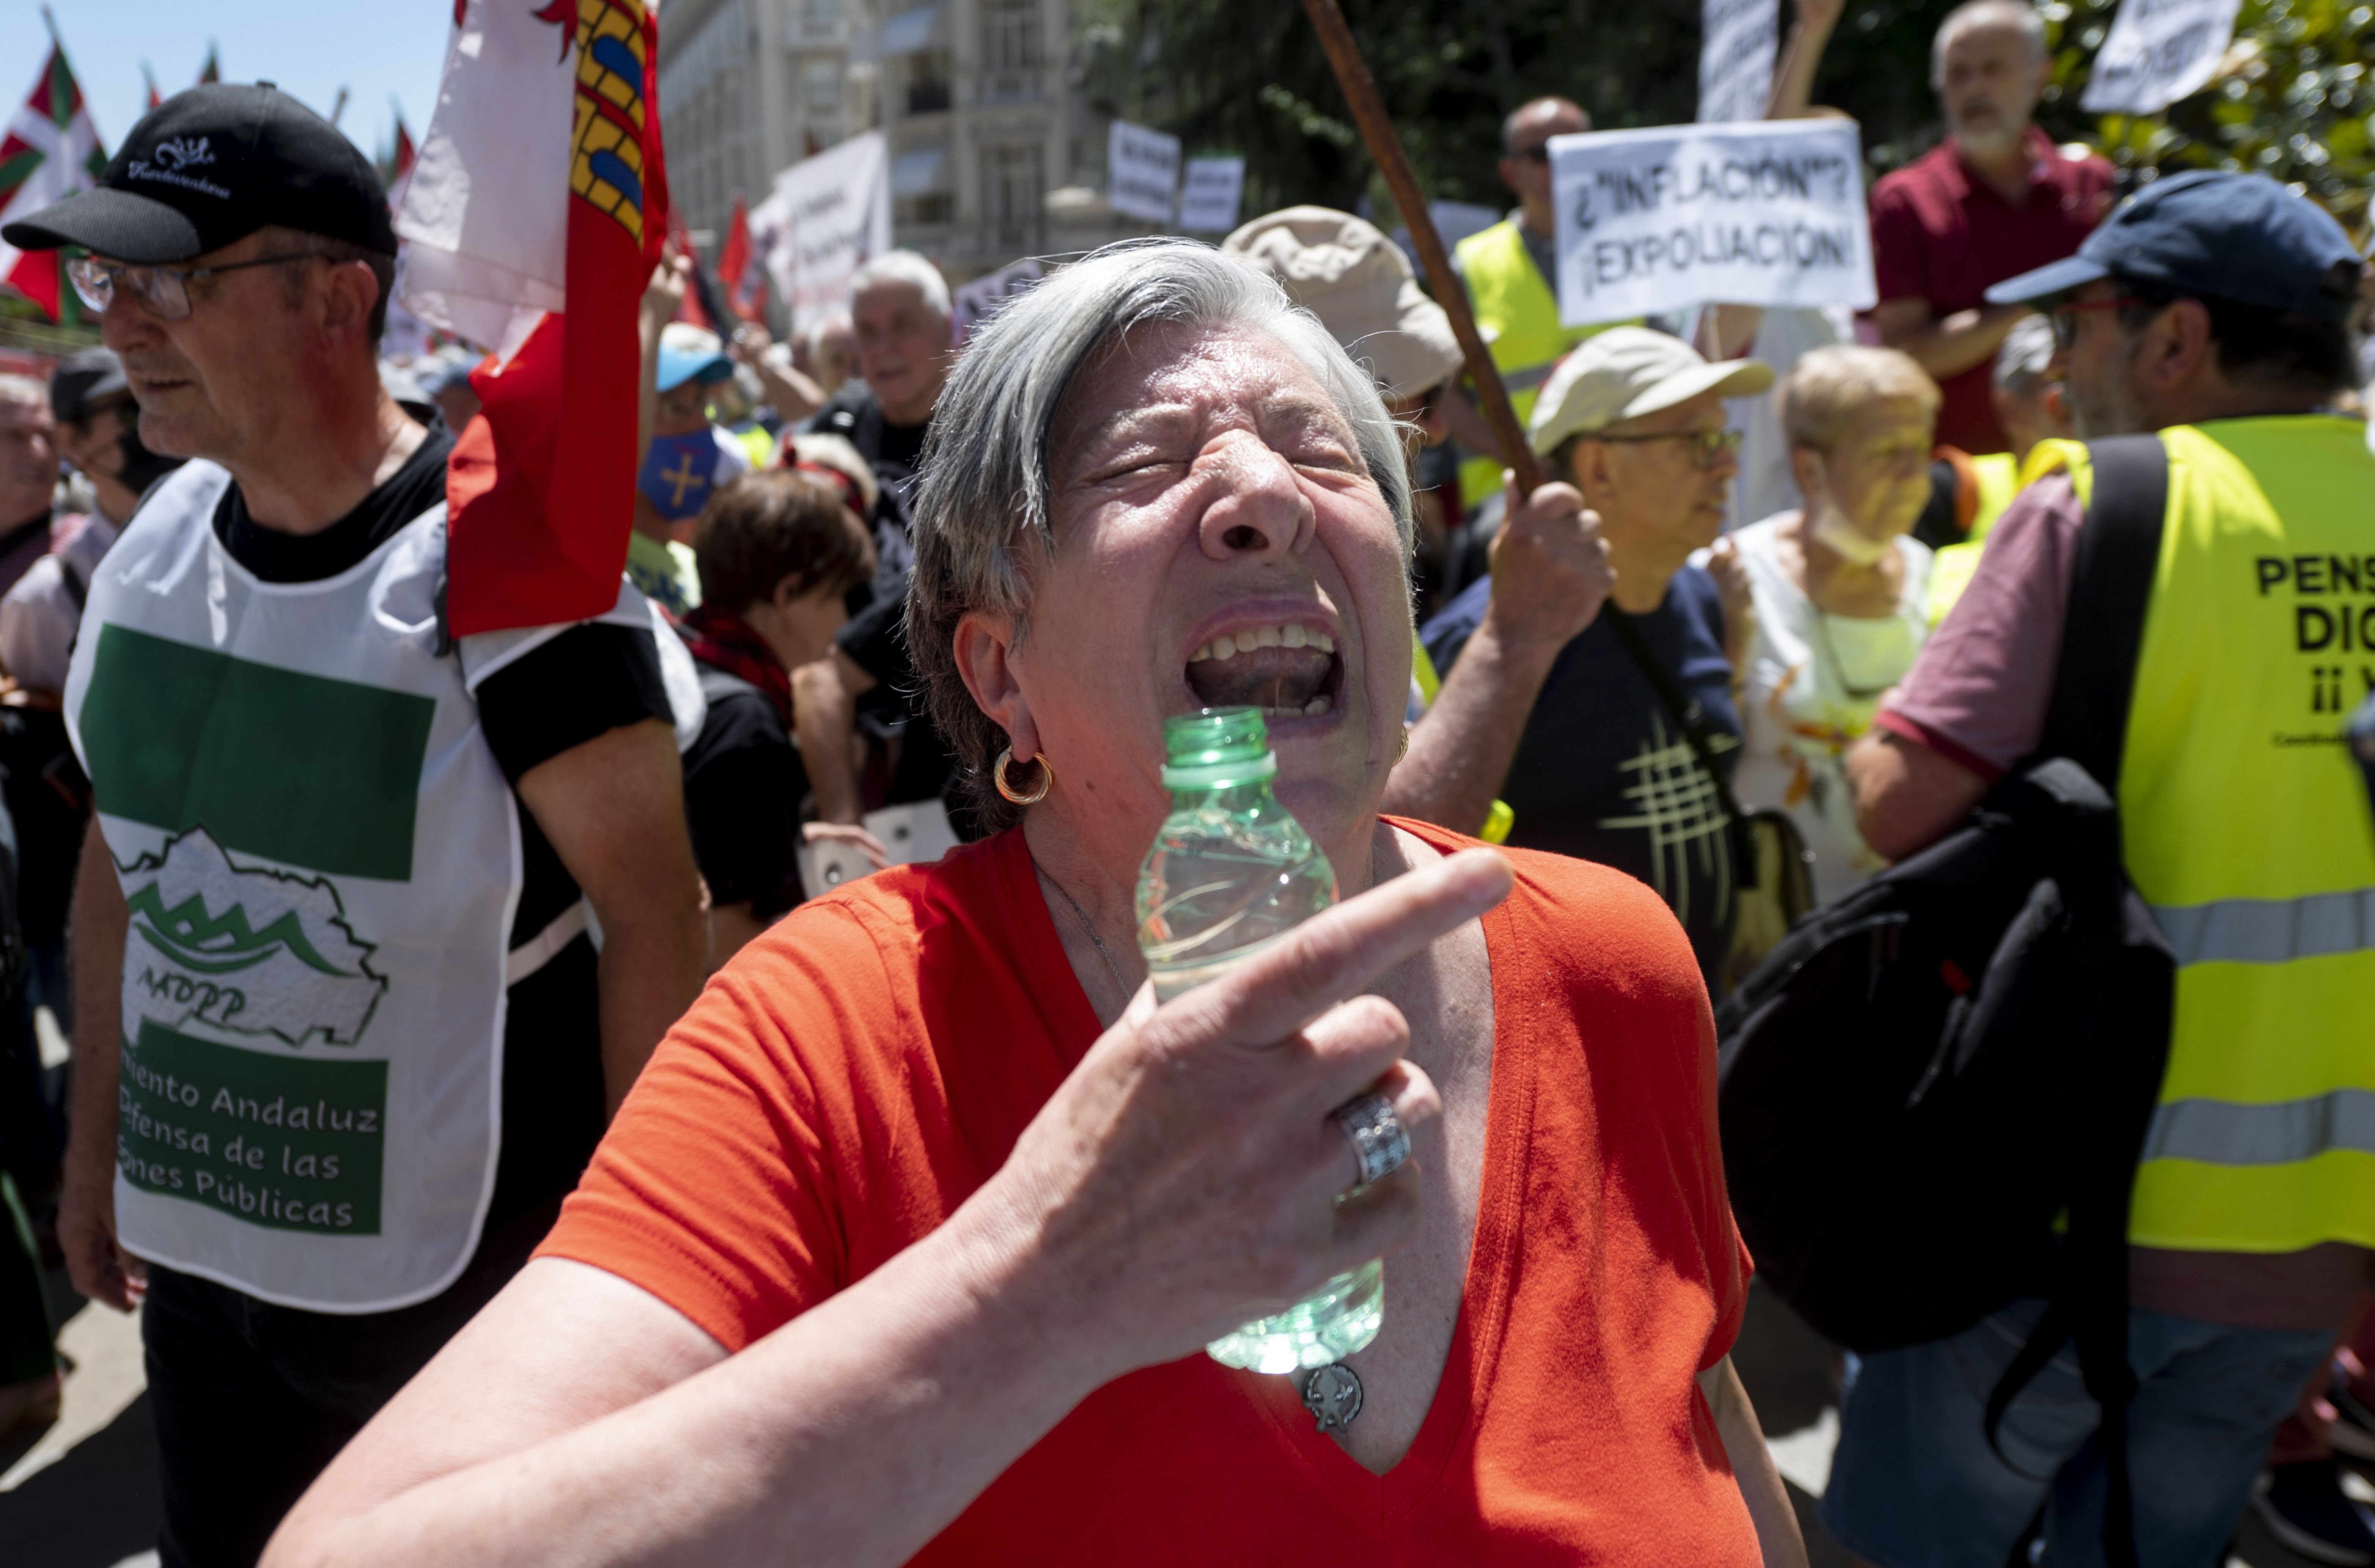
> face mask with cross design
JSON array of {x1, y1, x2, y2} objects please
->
[{"x1": 638, "y1": 428, "x2": 721, "y2": 522}]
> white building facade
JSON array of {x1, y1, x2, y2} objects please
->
[{"x1": 658, "y1": 0, "x2": 1140, "y2": 283}]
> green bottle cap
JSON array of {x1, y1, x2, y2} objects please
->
[{"x1": 1160, "y1": 707, "x2": 1279, "y2": 790}]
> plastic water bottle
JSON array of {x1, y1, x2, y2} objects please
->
[{"x1": 1135, "y1": 707, "x2": 1386, "y2": 1375}]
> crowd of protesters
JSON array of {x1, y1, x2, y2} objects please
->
[{"x1": 0, "y1": 0, "x2": 2367, "y2": 1562}]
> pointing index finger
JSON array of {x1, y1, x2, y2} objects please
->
[{"x1": 1184, "y1": 848, "x2": 1513, "y2": 1050}]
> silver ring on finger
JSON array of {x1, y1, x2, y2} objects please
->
[{"x1": 1330, "y1": 1091, "x2": 1409, "y2": 1191}]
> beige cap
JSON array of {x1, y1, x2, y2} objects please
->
[
  {"x1": 1222, "y1": 206, "x2": 1464, "y2": 401},
  {"x1": 1527, "y1": 326, "x2": 1774, "y2": 455}
]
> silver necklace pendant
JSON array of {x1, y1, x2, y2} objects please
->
[{"x1": 1300, "y1": 1362, "x2": 1364, "y2": 1433}]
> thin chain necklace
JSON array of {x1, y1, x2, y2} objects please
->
[{"x1": 1035, "y1": 861, "x2": 1131, "y2": 1006}]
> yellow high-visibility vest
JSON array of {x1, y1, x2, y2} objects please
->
[
  {"x1": 1450, "y1": 220, "x2": 1627, "y2": 509},
  {"x1": 1926, "y1": 450, "x2": 2026, "y2": 627},
  {"x1": 2040, "y1": 418, "x2": 2375, "y2": 1255}
]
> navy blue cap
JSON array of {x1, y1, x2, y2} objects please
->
[{"x1": 1986, "y1": 171, "x2": 2364, "y2": 322}]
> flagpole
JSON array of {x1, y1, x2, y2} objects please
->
[{"x1": 1296, "y1": 0, "x2": 1546, "y2": 495}]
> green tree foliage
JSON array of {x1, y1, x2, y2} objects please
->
[
  {"x1": 1082, "y1": 0, "x2": 2372, "y2": 236},
  {"x1": 2041, "y1": 0, "x2": 2374, "y2": 234}
]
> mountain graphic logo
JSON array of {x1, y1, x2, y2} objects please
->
[{"x1": 120, "y1": 828, "x2": 386, "y2": 1048}]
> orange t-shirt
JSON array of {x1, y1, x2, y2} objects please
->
[{"x1": 540, "y1": 819, "x2": 1759, "y2": 1563}]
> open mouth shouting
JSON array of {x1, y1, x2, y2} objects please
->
[{"x1": 1184, "y1": 619, "x2": 1342, "y2": 720}]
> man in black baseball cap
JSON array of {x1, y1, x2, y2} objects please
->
[
  {"x1": 1, "y1": 81, "x2": 395, "y2": 267},
  {"x1": 25, "y1": 85, "x2": 709, "y2": 1568},
  {"x1": 1831, "y1": 172, "x2": 2375, "y2": 1567}
]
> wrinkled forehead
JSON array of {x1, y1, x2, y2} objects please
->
[{"x1": 1049, "y1": 320, "x2": 1356, "y2": 478}]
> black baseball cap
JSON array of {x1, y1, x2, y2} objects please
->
[
  {"x1": 1986, "y1": 171, "x2": 2364, "y2": 323},
  {"x1": 49, "y1": 348, "x2": 130, "y2": 424},
  {"x1": 0, "y1": 83, "x2": 395, "y2": 265}
]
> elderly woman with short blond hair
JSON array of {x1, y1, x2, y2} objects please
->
[
  {"x1": 1719, "y1": 344, "x2": 1942, "y2": 903},
  {"x1": 263, "y1": 243, "x2": 1804, "y2": 1568}
]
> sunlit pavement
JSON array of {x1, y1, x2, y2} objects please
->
[{"x1": 0, "y1": 1269, "x2": 2336, "y2": 1566}]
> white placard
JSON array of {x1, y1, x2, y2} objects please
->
[
  {"x1": 2080, "y1": 0, "x2": 2243, "y2": 113},
  {"x1": 1551, "y1": 119, "x2": 1876, "y2": 324},
  {"x1": 1178, "y1": 156, "x2": 1247, "y2": 232},
  {"x1": 951, "y1": 256, "x2": 1044, "y2": 346},
  {"x1": 1699, "y1": 0, "x2": 1779, "y2": 123},
  {"x1": 1109, "y1": 120, "x2": 1182, "y2": 224},
  {"x1": 761, "y1": 131, "x2": 893, "y2": 333},
  {"x1": 796, "y1": 801, "x2": 960, "y2": 897}
]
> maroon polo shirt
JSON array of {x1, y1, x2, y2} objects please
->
[{"x1": 1869, "y1": 127, "x2": 2115, "y2": 454}]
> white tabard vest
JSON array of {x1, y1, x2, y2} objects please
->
[{"x1": 64, "y1": 459, "x2": 698, "y2": 1313}]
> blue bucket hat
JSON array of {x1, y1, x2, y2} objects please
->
[{"x1": 1986, "y1": 171, "x2": 2364, "y2": 322}]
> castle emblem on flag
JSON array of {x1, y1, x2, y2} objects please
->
[{"x1": 564, "y1": 0, "x2": 649, "y2": 244}]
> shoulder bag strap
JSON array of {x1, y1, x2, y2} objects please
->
[
  {"x1": 1604, "y1": 606, "x2": 1758, "y2": 885},
  {"x1": 1985, "y1": 430, "x2": 2169, "y2": 1568},
  {"x1": 2034, "y1": 433, "x2": 2170, "y2": 793}
]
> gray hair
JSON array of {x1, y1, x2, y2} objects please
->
[
  {"x1": 1993, "y1": 313, "x2": 2059, "y2": 394},
  {"x1": 849, "y1": 249, "x2": 952, "y2": 321},
  {"x1": 1932, "y1": 0, "x2": 2048, "y2": 83},
  {"x1": 905, "y1": 239, "x2": 1414, "y2": 833}
]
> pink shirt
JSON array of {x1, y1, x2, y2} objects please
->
[{"x1": 1874, "y1": 475, "x2": 2083, "y2": 779}]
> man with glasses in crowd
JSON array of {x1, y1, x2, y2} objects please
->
[
  {"x1": 1841, "y1": 171, "x2": 2373, "y2": 1568},
  {"x1": 3, "y1": 83, "x2": 708, "y2": 1566},
  {"x1": 1421, "y1": 329, "x2": 1772, "y2": 988}
]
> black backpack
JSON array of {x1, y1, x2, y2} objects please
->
[{"x1": 1714, "y1": 435, "x2": 2178, "y2": 1565}]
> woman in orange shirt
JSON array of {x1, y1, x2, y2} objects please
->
[{"x1": 266, "y1": 244, "x2": 1804, "y2": 1567}]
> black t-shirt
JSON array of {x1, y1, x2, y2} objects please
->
[
  {"x1": 1424, "y1": 566, "x2": 1743, "y2": 987},
  {"x1": 212, "y1": 412, "x2": 673, "y2": 1233},
  {"x1": 808, "y1": 384, "x2": 925, "y2": 589},
  {"x1": 810, "y1": 385, "x2": 978, "y2": 833},
  {"x1": 680, "y1": 663, "x2": 807, "y2": 921}
]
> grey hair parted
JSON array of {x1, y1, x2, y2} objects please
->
[{"x1": 905, "y1": 238, "x2": 1415, "y2": 833}]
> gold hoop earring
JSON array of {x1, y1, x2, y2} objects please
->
[{"x1": 994, "y1": 747, "x2": 1054, "y2": 806}]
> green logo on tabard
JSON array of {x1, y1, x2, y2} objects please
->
[{"x1": 121, "y1": 828, "x2": 386, "y2": 1048}]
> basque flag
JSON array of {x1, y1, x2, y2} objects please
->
[{"x1": 397, "y1": 0, "x2": 667, "y2": 636}]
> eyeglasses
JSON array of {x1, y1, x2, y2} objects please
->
[
  {"x1": 1590, "y1": 427, "x2": 1744, "y2": 470},
  {"x1": 1512, "y1": 144, "x2": 1553, "y2": 164},
  {"x1": 67, "y1": 251, "x2": 329, "y2": 322},
  {"x1": 2046, "y1": 295, "x2": 2145, "y2": 349}
]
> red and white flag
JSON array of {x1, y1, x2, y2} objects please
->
[
  {"x1": 398, "y1": 0, "x2": 667, "y2": 636},
  {"x1": 0, "y1": 36, "x2": 107, "y2": 325},
  {"x1": 719, "y1": 191, "x2": 763, "y2": 321}
]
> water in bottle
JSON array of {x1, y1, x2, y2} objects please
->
[{"x1": 1135, "y1": 706, "x2": 1385, "y2": 1375}]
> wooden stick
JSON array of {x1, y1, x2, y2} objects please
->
[{"x1": 1298, "y1": 0, "x2": 1547, "y2": 495}]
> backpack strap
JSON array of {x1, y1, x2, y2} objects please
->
[
  {"x1": 1605, "y1": 606, "x2": 1759, "y2": 887},
  {"x1": 2034, "y1": 433, "x2": 2170, "y2": 790},
  {"x1": 1983, "y1": 430, "x2": 2169, "y2": 1568}
]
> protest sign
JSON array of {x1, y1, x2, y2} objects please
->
[
  {"x1": 1178, "y1": 157, "x2": 1247, "y2": 232},
  {"x1": 1699, "y1": 0, "x2": 1779, "y2": 123},
  {"x1": 951, "y1": 256, "x2": 1044, "y2": 347},
  {"x1": 1550, "y1": 118, "x2": 1876, "y2": 324},
  {"x1": 1109, "y1": 120, "x2": 1182, "y2": 223},
  {"x1": 2081, "y1": 0, "x2": 2242, "y2": 113},
  {"x1": 761, "y1": 130, "x2": 892, "y2": 333}
]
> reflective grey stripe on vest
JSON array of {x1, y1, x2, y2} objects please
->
[
  {"x1": 2149, "y1": 889, "x2": 2375, "y2": 965},
  {"x1": 2144, "y1": 1088, "x2": 2375, "y2": 1166}
]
